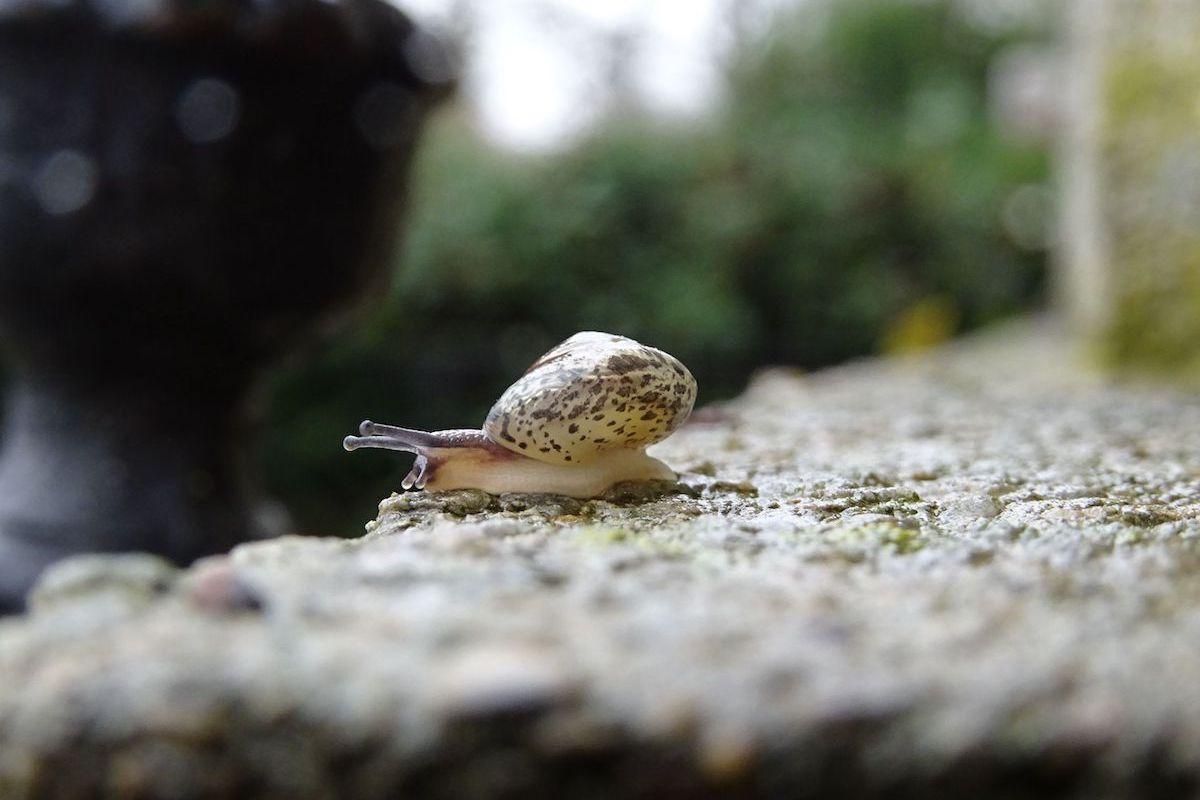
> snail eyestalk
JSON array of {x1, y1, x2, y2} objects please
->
[
  {"x1": 342, "y1": 420, "x2": 448, "y2": 454},
  {"x1": 342, "y1": 422, "x2": 500, "y2": 491},
  {"x1": 342, "y1": 423, "x2": 434, "y2": 489}
]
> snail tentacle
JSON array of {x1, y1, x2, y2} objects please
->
[
  {"x1": 343, "y1": 434, "x2": 411, "y2": 453},
  {"x1": 354, "y1": 421, "x2": 447, "y2": 449},
  {"x1": 343, "y1": 423, "x2": 489, "y2": 455},
  {"x1": 400, "y1": 455, "x2": 431, "y2": 490}
]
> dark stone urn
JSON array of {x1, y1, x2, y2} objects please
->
[{"x1": 0, "y1": 0, "x2": 452, "y2": 609}]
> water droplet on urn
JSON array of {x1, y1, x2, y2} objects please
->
[
  {"x1": 91, "y1": 0, "x2": 155, "y2": 25},
  {"x1": 402, "y1": 29, "x2": 455, "y2": 86},
  {"x1": 175, "y1": 78, "x2": 241, "y2": 144},
  {"x1": 34, "y1": 150, "x2": 98, "y2": 216},
  {"x1": 0, "y1": 95, "x2": 13, "y2": 136},
  {"x1": 354, "y1": 82, "x2": 415, "y2": 149}
]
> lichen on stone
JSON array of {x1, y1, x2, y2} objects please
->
[{"x1": 3, "y1": 324, "x2": 1200, "y2": 796}]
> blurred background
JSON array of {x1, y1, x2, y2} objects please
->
[{"x1": 265, "y1": 0, "x2": 1060, "y2": 534}]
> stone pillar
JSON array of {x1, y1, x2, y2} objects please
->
[{"x1": 1061, "y1": 0, "x2": 1200, "y2": 381}]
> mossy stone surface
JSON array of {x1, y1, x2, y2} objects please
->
[
  {"x1": 3, "y1": 322, "x2": 1200, "y2": 797},
  {"x1": 1075, "y1": 0, "x2": 1200, "y2": 381}
]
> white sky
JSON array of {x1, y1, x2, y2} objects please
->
[
  {"x1": 398, "y1": 0, "x2": 764, "y2": 150},
  {"x1": 395, "y1": 0, "x2": 1047, "y2": 150}
]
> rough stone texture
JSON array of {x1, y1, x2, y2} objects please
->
[{"x1": 3, "y1": 321, "x2": 1200, "y2": 798}]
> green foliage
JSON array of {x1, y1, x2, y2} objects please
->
[{"x1": 263, "y1": 0, "x2": 1051, "y2": 534}]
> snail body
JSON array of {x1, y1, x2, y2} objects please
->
[{"x1": 343, "y1": 332, "x2": 697, "y2": 498}]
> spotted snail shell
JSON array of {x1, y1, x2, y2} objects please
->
[{"x1": 483, "y1": 332, "x2": 697, "y2": 465}]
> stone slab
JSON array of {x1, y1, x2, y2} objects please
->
[{"x1": 3, "y1": 321, "x2": 1200, "y2": 798}]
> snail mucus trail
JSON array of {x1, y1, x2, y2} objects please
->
[{"x1": 343, "y1": 332, "x2": 698, "y2": 498}]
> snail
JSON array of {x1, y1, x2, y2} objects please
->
[{"x1": 343, "y1": 332, "x2": 697, "y2": 498}]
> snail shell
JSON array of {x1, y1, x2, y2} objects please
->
[{"x1": 483, "y1": 332, "x2": 697, "y2": 465}]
